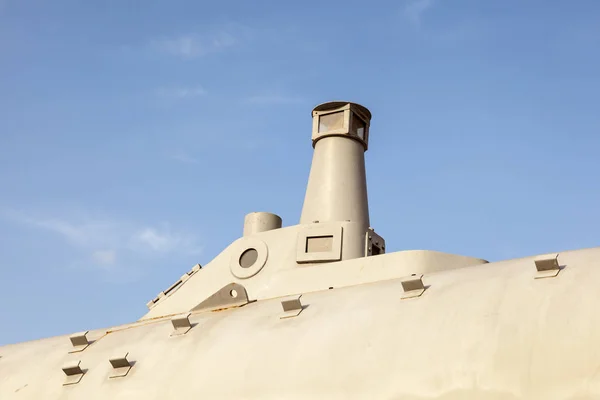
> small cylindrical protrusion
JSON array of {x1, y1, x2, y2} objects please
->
[{"x1": 243, "y1": 212, "x2": 282, "y2": 236}]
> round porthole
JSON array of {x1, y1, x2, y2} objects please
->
[
  {"x1": 239, "y1": 248, "x2": 258, "y2": 268},
  {"x1": 230, "y1": 238, "x2": 268, "y2": 279}
]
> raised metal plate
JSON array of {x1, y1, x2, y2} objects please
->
[
  {"x1": 170, "y1": 313, "x2": 193, "y2": 337},
  {"x1": 68, "y1": 331, "x2": 90, "y2": 353},
  {"x1": 296, "y1": 225, "x2": 343, "y2": 264},
  {"x1": 280, "y1": 295, "x2": 304, "y2": 319},
  {"x1": 534, "y1": 253, "x2": 561, "y2": 279},
  {"x1": 62, "y1": 360, "x2": 85, "y2": 386},
  {"x1": 191, "y1": 283, "x2": 249, "y2": 312},
  {"x1": 401, "y1": 275, "x2": 426, "y2": 299},
  {"x1": 109, "y1": 352, "x2": 132, "y2": 378}
]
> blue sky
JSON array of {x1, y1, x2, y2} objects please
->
[{"x1": 1, "y1": 0, "x2": 599, "y2": 345}]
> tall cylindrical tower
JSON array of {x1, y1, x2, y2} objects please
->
[{"x1": 300, "y1": 101, "x2": 372, "y2": 230}]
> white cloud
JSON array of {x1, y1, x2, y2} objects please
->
[
  {"x1": 7, "y1": 213, "x2": 118, "y2": 248},
  {"x1": 132, "y1": 227, "x2": 198, "y2": 253},
  {"x1": 152, "y1": 30, "x2": 237, "y2": 59},
  {"x1": 136, "y1": 228, "x2": 170, "y2": 251},
  {"x1": 3, "y1": 210, "x2": 202, "y2": 272},
  {"x1": 404, "y1": 0, "x2": 435, "y2": 26}
]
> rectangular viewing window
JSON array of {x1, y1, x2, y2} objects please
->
[
  {"x1": 306, "y1": 235, "x2": 333, "y2": 253},
  {"x1": 318, "y1": 111, "x2": 344, "y2": 133},
  {"x1": 352, "y1": 113, "x2": 366, "y2": 140}
]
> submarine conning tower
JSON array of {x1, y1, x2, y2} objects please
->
[
  {"x1": 299, "y1": 101, "x2": 374, "y2": 259},
  {"x1": 141, "y1": 100, "x2": 487, "y2": 320},
  {"x1": 241, "y1": 101, "x2": 382, "y2": 262}
]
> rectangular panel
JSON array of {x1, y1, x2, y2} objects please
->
[
  {"x1": 306, "y1": 235, "x2": 333, "y2": 253},
  {"x1": 296, "y1": 224, "x2": 343, "y2": 264}
]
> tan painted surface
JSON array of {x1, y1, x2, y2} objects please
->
[
  {"x1": 1, "y1": 101, "x2": 595, "y2": 399},
  {"x1": 243, "y1": 212, "x2": 282, "y2": 237},
  {"x1": 1, "y1": 248, "x2": 599, "y2": 399}
]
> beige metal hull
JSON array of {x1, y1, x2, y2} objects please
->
[{"x1": 1, "y1": 247, "x2": 598, "y2": 399}]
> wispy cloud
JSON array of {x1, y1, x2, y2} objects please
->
[
  {"x1": 131, "y1": 227, "x2": 197, "y2": 253},
  {"x1": 151, "y1": 30, "x2": 237, "y2": 59},
  {"x1": 3, "y1": 210, "x2": 203, "y2": 275},
  {"x1": 156, "y1": 85, "x2": 207, "y2": 100},
  {"x1": 244, "y1": 94, "x2": 304, "y2": 106},
  {"x1": 10, "y1": 214, "x2": 118, "y2": 248},
  {"x1": 404, "y1": 0, "x2": 435, "y2": 26}
]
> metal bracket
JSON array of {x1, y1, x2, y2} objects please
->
[
  {"x1": 280, "y1": 295, "x2": 304, "y2": 319},
  {"x1": 109, "y1": 352, "x2": 133, "y2": 378},
  {"x1": 62, "y1": 360, "x2": 85, "y2": 386},
  {"x1": 170, "y1": 313, "x2": 193, "y2": 337},
  {"x1": 191, "y1": 283, "x2": 250, "y2": 312},
  {"x1": 401, "y1": 275, "x2": 426, "y2": 299},
  {"x1": 68, "y1": 331, "x2": 90, "y2": 353},
  {"x1": 365, "y1": 228, "x2": 386, "y2": 256},
  {"x1": 534, "y1": 253, "x2": 561, "y2": 279}
]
